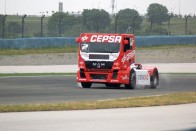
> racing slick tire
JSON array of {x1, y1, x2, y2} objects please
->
[
  {"x1": 150, "y1": 70, "x2": 159, "y2": 89},
  {"x1": 125, "y1": 70, "x2": 136, "y2": 89},
  {"x1": 81, "y1": 82, "x2": 92, "y2": 88}
]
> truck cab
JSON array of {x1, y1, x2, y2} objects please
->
[{"x1": 76, "y1": 33, "x2": 159, "y2": 89}]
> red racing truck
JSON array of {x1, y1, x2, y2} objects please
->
[{"x1": 76, "y1": 33, "x2": 159, "y2": 89}]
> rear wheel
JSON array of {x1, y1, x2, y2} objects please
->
[
  {"x1": 81, "y1": 82, "x2": 92, "y2": 88},
  {"x1": 150, "y1": 70, "x2": 159, "y2": 89},
  {"x1": 125, "y1": 70, "x2": 136, "y2": 89}
]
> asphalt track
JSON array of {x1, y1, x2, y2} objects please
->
[{"x1": 0, "y1": 74, "x2": 196, "y2": 105}]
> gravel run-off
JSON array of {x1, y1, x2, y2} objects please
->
[{"x1": 0, "y1": 46, "x2": 195, "y2": 66}]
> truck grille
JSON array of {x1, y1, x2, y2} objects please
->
[
  {"x1": 89, "y1": 54, "x2": 109, "y2": 60},
  {"x1": 85, "y1": 61, "x2": 113, "y2": 69},
  {"x1": 91, "y1": 74, "x2": 107, "y2": 80}
]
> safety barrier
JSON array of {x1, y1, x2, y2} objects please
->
[
  {"x1": 0, "y1": 37, "x2": 77, "y2": 49},
  {"x1": 136, "y1": 35, "x2": 196, "y2": 46},
  {"x1": 0, "y1": 35, "x2": 196, "y2": 49}
]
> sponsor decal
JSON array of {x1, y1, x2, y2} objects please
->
[
  {"x1": 92, "y1": 62, "x2": 106, "y2": 68},
  {"x1": 111, "y1": 80, "x2": 119, "y2": 82},
  {"x1": 81, "y1": 34, "x2": 122, "y2": 43},
  {"x1": 81, "y1": 35, "x2": 88, "y2": 42},
  {"x1": 138, "y1": 75, "x2": 149, "y2": 80},
  {"x1": 90, "y1": 80, "x2": 105, "y2": 82},
  {"x1": 121, "y1": 75, "x2": 129, "y2": 80},
  {"x1": 79, "y1": 78, "x2": 87, "y2": 81},
  {"x1": 136, "y1": 70, "x2": 150, "y2": 85},
  {"x1": 90, "y1": 35, "x2": 122, "y2": 43},
  {"x1": 121, "y1": 50, "x2": 135, "y2": 64}
]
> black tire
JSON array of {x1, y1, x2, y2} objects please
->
[
  {"x1": 150, "y1": 70, "x2": 159, "y2": 89},
  {"x1": 125, "y1": 70, "x2": 136, "y2": 89},
  {"x1": 105, "y1": 83, "x2": 121, "y2": 88},
  {"x1": 81, "y1": 82, "x2": 92, "y2": 88}
]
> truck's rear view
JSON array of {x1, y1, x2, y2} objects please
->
[{"x1": 76, "y1": 33, "x2": 159, "y2": 89}]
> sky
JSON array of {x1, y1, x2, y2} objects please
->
[{"x1": 0, "y1": 0, "x2": 196, "y2": 16}]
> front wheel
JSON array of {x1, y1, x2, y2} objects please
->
[
  {"x1": 81, "y1": 82, "x2": 92, "y2": 88},
  {"x1": 125, "y1": 70, "x2": 136, "y2": 89}
]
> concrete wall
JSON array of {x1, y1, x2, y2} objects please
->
[{"x1": 0, "y1": 35, "x2": 196, "y2": 49}]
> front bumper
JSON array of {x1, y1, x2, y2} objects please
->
[{"x1": 77, "y1": 69, "x2": 130, "y2": 84}]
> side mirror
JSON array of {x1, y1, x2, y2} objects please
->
[
  {"x1": 75, "y1": 37, "x2": 81, "y2": 43},
  {"x1": 124, "y1": 40, "x2": 129, "y2": 45}
]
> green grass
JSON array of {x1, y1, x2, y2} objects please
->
[
  {"x1": 0, "y1": 92, "x2": 195, "y2": 112},
  {"x1": 0, "y1": 73, "x2": 196, "y2": 78},
  {"x1": 0, "y1": 46, "x2": 78, "y2": 55},
  {"x1": 0, "y1": 44, "x2": 195, "y2": 55},
  {"x1": 169, "y1": 17, "x2": 196, "y2": 35},
  {"x1": 6, "y1": 15, "x2": 49, "y2": 37},
  {"x1": 4, "y1": 15, "x2": 196, "y2": 37}
]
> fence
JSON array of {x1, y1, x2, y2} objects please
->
[
  {"x1": 0, "y1": 35, "x2": 195, "y2": 49},
  {"x1": 0, "y1": 15, "x2": 196, "y2": 39}
]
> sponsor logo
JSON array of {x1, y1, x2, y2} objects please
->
[
  {"x1": 81, "y1": 35, "x2": 88, "y2": 42},
  {"x1": 121, "y1": 75, "x2": 129, "y2": 80},
  {"x1": 121, "y1": 50, "x2": 135, "y2": 64},
  {"x1": 90, "y1": 35, "x2": 122, "y2": 43},
  {"x1": 111, "y1": 80, "x2": 119, "y2": 82},
  {"x1": 78, "y1": 78, "x2": 87, "y2": 81},
  {"x1": 138, "y1": 75, "x2": 149, "y2": 80},
  {"x1": 93, "y1": 62, "x2": 105, "y2": 68}
]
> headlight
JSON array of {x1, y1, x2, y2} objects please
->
[{"x1": 110, "y1": 53, "x2": 119, "y2": 61}]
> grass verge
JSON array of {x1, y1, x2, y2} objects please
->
[
  {"x1": 0, "y1": 46, "x2": 78, "y2": 55},
  {"x1": 1, "y1": 73, "x2": 196, "y2": 78},
  {"x1": 0, "y1": 45, "x2": 195, "y2": 55},
  {"x1": 0, "y1": 92, "x2": 195, "y2": 112}
]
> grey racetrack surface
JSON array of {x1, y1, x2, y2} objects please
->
[{"x1": 0, "y1": 74, "x2": 195, "y2": 105}]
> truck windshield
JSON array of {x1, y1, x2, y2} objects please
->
[{"x1": 81, "y1": 42, "x2": 120, "y2": 53}]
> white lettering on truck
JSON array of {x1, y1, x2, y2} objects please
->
[
  {"x1": 90, "y1": 35, "x2": 122, "y2": 43},
  {"x1": 121, "y1": 50, "x2": 135, "y2": 64}
]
